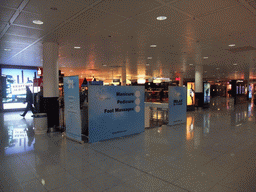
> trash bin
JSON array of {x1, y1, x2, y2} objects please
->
[{"x1": 33, "y1": 113, "x2": 48, "y2": 134}]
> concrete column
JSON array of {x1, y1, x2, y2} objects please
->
[
  {"x1": 195, "y1": 65, "x2": 203, "y2": 92},
  {"x1": 42, "y1": 42, "x2": 59, "y2": 129},
  {"x1": 43, "y1": 42, "x2": 59, "y2": 97},
  {"x1": 194, "y1": 42, "x2": 204, "y2": 107}
]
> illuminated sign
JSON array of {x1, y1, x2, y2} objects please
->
[
  {"x1": 187, "y1": 82, "x2": 195, "y2": 106},
  {"x1": 37, "y1": 67, "x2": 43, "y2": 76}
]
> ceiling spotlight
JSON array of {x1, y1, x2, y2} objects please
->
[
  {"x1": 229, "y1": 44, "x2": 235, "y2": 47},
  {"x1": 4, "y1": 48, "x2": 11, "y2": 51},
  {"x1": 74, "y1": 46, "x2": 81, "y2": 49},
  {"x1": 157, "y1": 16, "x2": 167, "y2": 20},
  {"x1": 233, "y1": 63, "x2": 237, "y2": 65},
  {"x1": 203, "y1": 57, "x2": 208, "y2": 59},
  {"x1": 33, "y1": 20, "x2": 43, "y2": 25},
  {"x1": 147, "y1": 57, "x2": 152, "y2": 59},
  {"x1": 150, "y1": 45, "x2": 157, "y2": 48}
]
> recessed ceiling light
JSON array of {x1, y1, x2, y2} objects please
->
[
  {"x1": 4, "y1": 48, "x2": 11, "y2": 51},
  {"x1": 229, "y1": 44, "x2": 235, "y2": 47},
  {"x1": 150, "y1": 45, "x2": 157, "y2": 48},
  {"x1": 233, "y1": 63, "x2": 237, "y2": 65},
  {"x1": 203, "y1": 57, "x2": 208, "y2": 59},
  {"x1": 74, "y1": 46, "x2": 81, "y2": 49},
  {"x1": 33, "y1": 20, "x2": 43, "y2": 25},
  {"x1": 147, "y1": 57, "x2": 152, "y2": 59},
  {"x1": 157, "y1": 16, "x2": 167, "y2": 20}
]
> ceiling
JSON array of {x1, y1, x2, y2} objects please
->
[{"x1": 1, "y1": 0, "x2": 256, "y2": 81}]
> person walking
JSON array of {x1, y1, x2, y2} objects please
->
[{"x1": 20, "y1": 86, "x2": 35, "y2": 117}]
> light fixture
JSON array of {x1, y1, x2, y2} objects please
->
[
  {"x1": 203, "y1": 57, "x2": 208, "y2": 59},
  {"x1": 103, "y1": 64, "x2": 107, "y2": 66},
  {"x1": 33, "y1": 20, "x2": 43, "y2": 25},
  {"x1": 147, "y1": 57, "x2": 152, "y2": 59},
  {"x1": 204, "y1": 71, "x2": 207, "y2": 73},
  {"x1": 4, "y1": 48, "x2": 11, "y2": 51},
  {"x1": 146, "y1": 64, "x2": 150, "y2": 66},
  {"x1": 216, "y1": 68, "x2": 220, "y2": 70},
  {"x1": 150, "y1": 45, "x2": 157, "y2": 48},
  {"x1": 157, "y1": 16, "x2": 167, "y2": 20},
  {"x1": 74, "y1": 46, "x2": 81, "y2": 49},
  {"x1": 189, "y1": 64, "x2": 193, "y2": 66},
  {"x1": 229, "y1": 44, "x2": 235, "y2": 47},
  {"x1": 233, "y1": 63, "x2": 237, "y2": 65}
]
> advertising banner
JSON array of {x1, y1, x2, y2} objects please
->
[
  {"x1": 88, "y1": 86, "x2": 144, "y2": 143},
  {"x1": 168, "y1": 86, "x2": 187, "y2": 126},
  {"x1": 204, "y1": 83, "x2": 210, "y2": 104},
  {"x1": 187, "y1": 82, "x2": 195, "y2": 106},
  {"x1": 64, "y1": 76, "x2": 82, "y2": 142},
  {"x1": 1, "y1": 68, "x2": 38, "y2": 109}
]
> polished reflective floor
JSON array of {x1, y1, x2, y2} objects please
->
[{"x1": 0, "y1": 97, "x2": 256, "y2": 192}]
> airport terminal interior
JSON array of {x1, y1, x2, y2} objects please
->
[{"x1": 1, "y1": 0, "x2": 256, "y2": 191}]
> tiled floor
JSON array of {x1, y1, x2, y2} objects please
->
[{"x1": 0, "y1": 97, "x2": 256, "y2": 192}]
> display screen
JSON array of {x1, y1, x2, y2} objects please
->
[
  {"x1": 249, "y1": 84, "x2": 252, "y2": 99},
  {"x1": 204, "y1": 83, "x2": 210, "y2": 104},
  {"x1": 1, "y1": 68, "x2": 38, "y2": 109},
  {"x1": 187, "y1": 82, "x2": 195, "y2": 106}
]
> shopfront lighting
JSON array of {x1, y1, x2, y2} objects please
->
[
  {"x1": 157, "y1": 16, "x2": 167, "y2": 20},
  {"x1": 33, "y1": 20, "x2": 43, "y2": 25},
  {"x1": 150, "y1": 45, "x2": 157, "y2": 47},
  {"x1": 229, "y1": 44, "x2": 235, "y2": 47},
  {"x1": 74, "y1": 46, "x2": 81, "y2": 49},
  {"x1": 203, "y1": 57, "x2": 208, "y2": 59}
]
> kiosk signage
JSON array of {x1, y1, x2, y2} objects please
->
[
  {"x1": 64, "y1": 76, "x2": 83, "y2": 142},
  {"x1": 204, "y1": 82, "x2": 210, "y2": 104},
  {"x1": 88, "y1": 86, "x2": 144, "y2": 143},
  {"x1": 187, "y1": 82, "x2": 195, "y2": 106},
  {"x1": 168, "y1": 86, "x2": 187, "y2": 125}
]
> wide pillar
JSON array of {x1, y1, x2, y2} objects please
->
[
  {"x1": 121, "y1": 54, "x2": 127, "y2": 86},
  {"x1": 194, "y1": 42, "x2": 204, "y2": 107},
  {"x1": 179, "y1": 72, "x2": 184, "y2": 87},
  {"x1": 42, "y1": 42, "x2": 59, "y2": 129}
]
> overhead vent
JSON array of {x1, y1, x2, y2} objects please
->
[{"x1": 227, "y1": 46, "x2": 256, "y2": 53}]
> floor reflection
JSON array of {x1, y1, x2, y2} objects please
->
[{"x1": 2, "y1": 112, "x2": 35, "y2": 156}]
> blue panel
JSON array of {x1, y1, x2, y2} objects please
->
[
  {"x1": 168, "y1": 86, "x2": 187, "y2": 125},
  {"x1": 88, "y1": 86, "x2": 145, "y2": 143},
  {"x1": 63, "y1": 76, "x2": 82, "y2": 142}
]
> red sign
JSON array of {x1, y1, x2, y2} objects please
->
[
  {"x1": 175, "y1": 77, "x2": 180, "y2": 81},
  {"x1": 33, "y1": 78, "x2": 43, "y2": 87}
]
